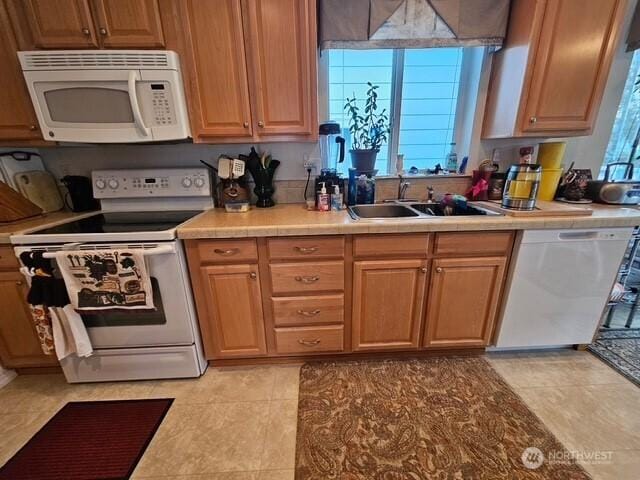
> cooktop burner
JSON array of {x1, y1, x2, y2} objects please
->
[{"x1": 30, "y1": 210, "x2": 202, "y2": 235}]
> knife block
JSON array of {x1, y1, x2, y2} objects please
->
[{"x1": 0, "y1": 181, "x2": 43, "y2": 223}]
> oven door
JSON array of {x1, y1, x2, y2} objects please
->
[{"x1": 16, "y1": 241, "x2": 197, "y2": 348}]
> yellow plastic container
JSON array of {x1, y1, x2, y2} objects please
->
[
  {"x1": 538, "y1": 168, "x2": 563, "y2": 201},
  {"x1": 538, "y1": 142, "x2": 566, "y2": 170}
]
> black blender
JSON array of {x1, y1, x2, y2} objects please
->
[{"x1": 315, "y1": 122, "x2": 346, "y2": 207}]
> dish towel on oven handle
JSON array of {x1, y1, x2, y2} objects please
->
[
  {"x1": 56, "y1": 249, "x2": 154, "y2": 310},
  {"x1": 49, "y1": 306, "x2": 93, "y2": 360}
]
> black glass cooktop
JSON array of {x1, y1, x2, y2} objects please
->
[{"x1": 30, "y1": 211, "x2": 202, "y2": 235}]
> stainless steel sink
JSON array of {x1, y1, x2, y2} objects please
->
[
  {"x1": 348, "y1": 204, "x2": 421, "y2": 219},
  {"x1": 347, "y1": 201, "x2": 504, "y2": 220}
]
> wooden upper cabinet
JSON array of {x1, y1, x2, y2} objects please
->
[
  {"x1": 199, "y1": 264, "x2": 267, "y2": 358},
  {"x1": 0, "y1": 1, "x2": 41, "y2": 141},
  {"x1": 0, "y1": 271, "x2": 58, "y2": 368},
  {"x1": 482, "y1": 0, "x2": 626, "y2": 138},
  {"x1": 423, "y1": 257, "x2": 507, "y2": 348},
  {"x1": 178, "y1": 0, "x2": 253, "y2": 139},
  {"x1": 22, "y1": 0, "x2": 99, "y2": 48},
  {"x1": 244, "y1": 0, "x2": 317, "y2": 138},
  {"x1": 91, "y1": 0, "x2": 165, "y2": 48},
  {"x1": 352, "y1": 260, "x2": 427, "y2": 351}
]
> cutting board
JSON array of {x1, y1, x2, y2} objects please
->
[
  {"x1": 475, "y1": 200, "x2": 593, "y2": 217},
  {"x1": 14, "y1": 170, "x2": 64, "y2": 213},
  {"x1": 0, "y1": 180, "x2": 43, "y2": 222}
]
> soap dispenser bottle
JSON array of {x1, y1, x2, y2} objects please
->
[
  {"x1": 317, "y1": 182, "x2": 330, "y2": 211},
  {"x1": 331, "y1": 184, "x2": 343, "y2": 211}
]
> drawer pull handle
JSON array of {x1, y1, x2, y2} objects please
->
[
  {"x1": 297, "y1": 309, "x2": 321, "y2": 317},
  {"x1": 295, "y1": 275, "x2": 319, "y2": 284},
  {"x1": 297, "y1": 338, "x2": 321, "y2": 347},
  {"x1": 295, "y1": 246, "x2": 318, "y2": 254},
  {"x1": 436, "y1": 267, "x2": 443, "y2": 273},
  {"x1": 214, "y1": 248, "x2": 239, "y2": 256},
  {"x1": 15, "y1": 280, "x2": 23, "y2": 286}
]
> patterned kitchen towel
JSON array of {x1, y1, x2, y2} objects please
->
[{"x1": 56, "y1": 250, "x2": 154, "y2": 310}]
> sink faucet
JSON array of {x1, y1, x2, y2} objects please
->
[{"x1": 397, "y1": 175, "x2": 410, "y2": 200}]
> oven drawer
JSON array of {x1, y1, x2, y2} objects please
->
[
  {"x1": 197, "y1": 239, "x2": 258, "y2": 263},
  {"x1": 274, "y1": 325, "x2": 344, "y2": 354},
  {"x1": 272, "y1": 294, "x2": 344, "y2": 326},
  {"x1": 270, "y1": 261, "x2": 344, "y2": 294}
]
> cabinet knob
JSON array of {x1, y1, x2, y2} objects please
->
[
  {"x1": 29, "y1": 125, "x2": 37, "y2": 131},
  {"x1": 529, "y1": 116, "x2": 537, "y2": 124},
  {"x1": 15, "y1": 280, "x2": 23, "y2": 286},
  {"x1": 258, "y1": 121, "x2": 265, "y2": 128},
  {"x1": 436, "y1": 267, "x2": 443, "y2": 273},
  {"x1": 243, "y1": 122, "x2": 249, "y2": 128},
  {"x1": 420, "y1": 267, "x2": 428, "y2": 273},
  {"x1": 99, "y1": 27, "x2": 107, "y2": 36},
  {"x1": 81, "y1": 27, "x2": 90, "y2": 36},
  {"x1": 249, "y1": 272, "x2": 257, "y2": 279}
]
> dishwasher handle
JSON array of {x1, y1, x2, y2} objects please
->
[{"x1": 557, "y1": 231, "x2": 600, "y2": 241}]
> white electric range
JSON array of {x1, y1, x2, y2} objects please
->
[{"x1": 11, "y1": 168, "x2": 213, "y2": 383}]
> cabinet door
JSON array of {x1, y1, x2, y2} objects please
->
[
  {"x1": 23, "y1": 0, "x2": 98, "y2": 48},
  {"x1": 178, "y1": 0, "x2": 253, "y2": 140},
  {"x1": 91, "y1": 0, "x2": 165, "y2": 48},
  {"x1": 0, "y1": 1, "x2": 41, "y2": 141},
  {"x1": 244, "y1": 0, "x2": 317, "y2": 138},
  {"x1": 522, "y1": 0, "x2": 624, "y2": 133},
  {"x1": 424, "y1": 257, "x2": 506, "y2": 348},
  {"x1": 200, "y1": 264, "x2": 267, "y2": 358},
  {"x1": 352, "y1": 260, "x2": 427, "y2": 351},
  {"x1": 0, "y1": 272, "x2": 58, "y2": 368}
]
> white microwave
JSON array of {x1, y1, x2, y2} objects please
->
[{"x1": 19, "y1": 50, "x2": 191, "y2": 143}]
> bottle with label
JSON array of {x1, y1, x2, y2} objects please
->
[
  {"x1": 446, "y1": 143, "x2": 457, "y2": 172},
  {"x1": 331, "y1": 184, "x2": 343, "y2": 211},
  {"x1": 317, "y1": 182, "x2": 330, "y2": 211}
]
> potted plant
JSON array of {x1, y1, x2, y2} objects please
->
[{"x1": 344, "y1": 82, "x2": 391, "y2": 172}]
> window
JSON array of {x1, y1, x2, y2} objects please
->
[
  {"x1": 603, "y1": 51, "x2": 640, "y2": 179},
  {"x1": 327, "y1": 47, "x2": 465, "y2": 174}
]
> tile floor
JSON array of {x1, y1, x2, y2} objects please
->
[{"x1": 0, "y1": 350, "x2": 638, "y2": 479}]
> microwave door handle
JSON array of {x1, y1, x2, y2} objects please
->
[{"x1": 127, "y1": 71, "x2": 150, "y2": 137}]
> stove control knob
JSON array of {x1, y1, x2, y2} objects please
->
[
  {"x1": 95, "y1": 179, "x2": 106, "y2": 190},
  {"x1": 194, "y1": 177, "x2": 205, "y2": 188},
  {"x1": 182, "y1": 177, "x2": 193, "y2": 188},
  {"x1": 108, "y1": 179, "x2": 119, "y2": 189}
]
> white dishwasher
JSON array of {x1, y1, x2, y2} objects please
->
[{"x1": 495, "y1": 227, "x2": 633, "y2": 349}]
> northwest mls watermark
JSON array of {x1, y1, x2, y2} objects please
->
[{"x1": 521, "y1": 447, "x2": 613, "y2": 469}]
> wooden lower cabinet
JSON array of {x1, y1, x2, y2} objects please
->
[
  {"x1": 423, "y1": 257, "x2": 507, "y2": 348},
  {"x1": 0, "y1": 271, "x2": 58, "y2": 368},
  {"x1": 352, "y1": 259, "x2": 428, "y2": 351},
  {"x1": 199, "y1": 263, "x2": 267, "y2": 358}
]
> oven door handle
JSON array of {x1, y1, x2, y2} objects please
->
[
  {"x1": 42, "y1": 244, "x2": 175, "y2": 259},
  {"x1": 128, "y1": 70, "x2": 150, "y2": 137}
]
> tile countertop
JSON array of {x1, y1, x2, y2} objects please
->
[
  {"x1": 0, "y1": 211, "x2": 95, "y2": 244},
  {"x1": 177, "y1": 203, "x2": 640, "y2": 239}
]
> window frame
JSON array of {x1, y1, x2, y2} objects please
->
[{"x1": 319, "y1": 47, "x2": 476, "y2": 175}]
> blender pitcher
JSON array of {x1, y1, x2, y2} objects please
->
[{"x1": 319, "y1": 122, "x2": 345, "y2": 170}]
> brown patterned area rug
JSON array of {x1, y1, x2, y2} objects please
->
[{"x1": 296, "y1": 357, "x2": 590, "y2": 479}]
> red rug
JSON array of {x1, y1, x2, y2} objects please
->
[{"x1": 0, "y1": 399, "x2": 173, "y2": 480}]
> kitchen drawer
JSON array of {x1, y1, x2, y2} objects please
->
[
  {"x1": 272, "y1": 294, "x2": 344, "y2": 326},
  {"x1": 267, "y1": 236, "x2": 344, "y2": 260},
  {"x1": 270, "y1": 261, "x2": 344, "y2": 294},
  {"x1": 433, "y1": 232, "x2": 514, "y2": 256},
  {"x1": 353, "y1": 234, "x2": 429, "y2": 258},
  {"x1": 274, "y1": 325, "x2": 344, "y2": 354},
  {"x1": 0, "y1": 247, "x2": 19, "y2": 270},
  {"x1": 197, "y1": 239, "x2": 258, "y2": 263}
]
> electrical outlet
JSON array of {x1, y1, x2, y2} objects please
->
[{"x1": 303, "y1": 157, "x2": 319, "y2": 173}]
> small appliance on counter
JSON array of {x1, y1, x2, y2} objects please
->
[
  {"x1": 586, "y1": 162, "x2": 640, "y2": 205},
  {"x1": 319, "y1": 122, "x2": 345, "y2": 170},
  {"x1": 501, "y1": 163, "x2": 541, "y2": 210}
]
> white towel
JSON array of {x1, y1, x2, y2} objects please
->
[
  {"x1": 56, "y1": 249, "x2": 154, "y2": 310},
  {"x1": 49, "y1": 306, "x2": 93, "y2": 360}
]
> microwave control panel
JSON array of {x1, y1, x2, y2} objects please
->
[
  {"x1": 139, "y1": 82, "x2": 176, "y2": 126},
  {"x1": 93, "y1": 168, "x2": 210, "y2": 198}
]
